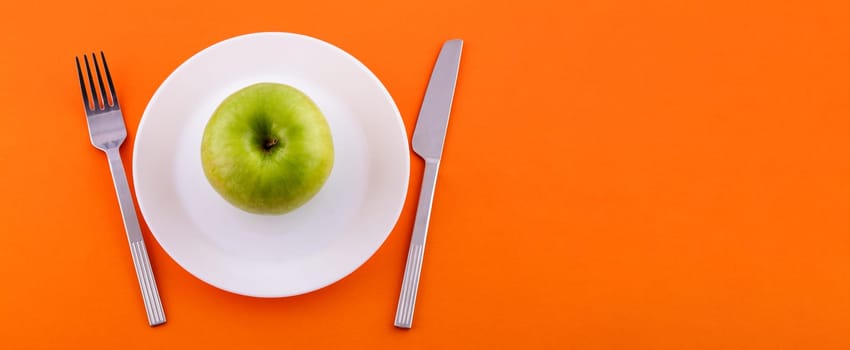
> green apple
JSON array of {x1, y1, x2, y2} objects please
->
[{"x1": 201, "y1": 82, "x2": 334, "y2": 215}]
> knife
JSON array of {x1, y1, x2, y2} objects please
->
[{"x1": 394, "y1": 39, "x2": 463, "y2": 329}]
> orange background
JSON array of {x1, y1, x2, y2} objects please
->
[{"x1": 2, "y1": 0, "x2": 850, "y2": 348}]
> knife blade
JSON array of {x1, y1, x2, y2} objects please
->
[
  {"x1": 411, "y1": 39, "x2": 463, "y2": 160},
  {"x1": 394, "y1": 39, "x2": 463, "y2": 329}
]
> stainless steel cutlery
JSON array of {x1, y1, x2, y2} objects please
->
[
  {"x1": 395, "y1": 39, "x2": 463, "y2": 329},
  {"x1": 75, "y1": 52, "x2": 166, "y2": 327}
]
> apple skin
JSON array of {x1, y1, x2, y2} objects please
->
[{"x1": 201, "y1": 82, "x2": 334, "y2": 215}]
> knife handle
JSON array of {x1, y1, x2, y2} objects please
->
[{"x1": 395, "y1": 159, "x2": 440, "y2": 328}]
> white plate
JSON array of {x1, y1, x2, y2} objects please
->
[{"x1": 133, "y1": 32, "x2": 410, "y2": 297}]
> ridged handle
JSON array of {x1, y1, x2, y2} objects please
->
[
  {"x1": 106, "y1": 147, "x2": 166, "y2": 326},
  {"x1": 130, "y1": 241, "x2": 166, "y2": 326},
  {"x1": 395, "y1": 243, "x2": 425, "y2": 328},
  {"x1": 394, "y1": 159, "x2": 440, "y2": 329}
]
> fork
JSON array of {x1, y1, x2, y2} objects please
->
[{"x1": 75, "y1": 52, "x2": 166, "y2": 327}]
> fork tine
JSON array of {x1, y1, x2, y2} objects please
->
[
  {"x1": 75, "y1": 57, "x2": 91, "y2": 111},
  {"x1": 100, "y1": 51, "x2": 118, "y2": 107},
  {"x1": 92, "y1": 52, "x2": 109, "y2": 109},
  {"x1": 83, "y1": 55, "x2": 102, "y2": 110}
]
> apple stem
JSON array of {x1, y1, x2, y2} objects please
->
[{"x1": 264, "y1": 138, "x2": 279, "y2": 151}]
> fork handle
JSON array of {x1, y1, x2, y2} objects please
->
[
  {"x1": 395, "y1": 158, "x2": 440, "y2": 329},
  {"x1": 105, "y1": 147, "x2": 166, "y2": 327}
]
